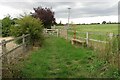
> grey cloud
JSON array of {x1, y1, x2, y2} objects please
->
[
  {"x1": 54, "y1": 2, "x2": 118, "y2": 18},
  {"x1": 0, "y1": 2, "x2": 118, "y2": 19}
]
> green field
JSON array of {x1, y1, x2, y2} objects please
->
[
  {"x1": 72, "y1": 24, "x2": 118, "y2": 33},
  {"x1": 14, "y1": 36, "x2": 119, "y2": 78},
  {"x1": 57, "y1": 24, "x2": 118, "y2": 41},
  {"x1": 57, "y1": 24, "x2": 118, "y2": 33}
]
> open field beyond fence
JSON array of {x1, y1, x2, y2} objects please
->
[
  {"x1": 57, "y1": 24, "x2": 118, "y2": 39},
  {"x1": 55, "y1": 24, "x2": 118, "y2": 52},
  {"x1": 57, "y1": 24, "x2": 118, "y2": 34}
]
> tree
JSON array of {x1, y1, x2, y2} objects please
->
[
  {"x1": 10, "y1": 15, "x2": 44, "y2": 46},
  {"x1": 31, "y1": 6, "x2": 55, "y2": 29},
  {"x1": 2, "y1": 16, "x2": 13, "y2": 37},
  {"x1": 102, "y1": 21, "x2": 106, "y2": 24},
  {"x1": 11, "y1": 18, "x2": 18, "y2": 25},
  {"x1": 59, "y1": 21, "x2": 62, "y2": 25},
  {"x1": 56, "y1": 20, "x2": 64, "y2": 26}
]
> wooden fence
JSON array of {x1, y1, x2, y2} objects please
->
[
  {"x1": 67, "y1": 30, "x2": 110, "y2": 51},
  {"x1": 44, "y1": 28, "x2": 118, "y2": 53},
  {"x1": 0, "y1": 34, "x2": 32, "y2": 77},
  {"x1": 0, "y1": 34, "x2": 31, "y2": 70},
  {"x1": 44, "y1": 29, "x2": 59, "y2": 37}
]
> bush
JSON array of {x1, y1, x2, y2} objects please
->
[
  {"x1": 2, "y1": 16, "x2": 13, "y2": 37},
  {"x1": 10, "y1": 15, "x2": 44, "y2": 46}
]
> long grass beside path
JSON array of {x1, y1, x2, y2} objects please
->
[{"x1": 18, "y1": 36, "x2": 119, "y2": 78}]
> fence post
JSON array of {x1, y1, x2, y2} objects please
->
[
  {"x1": 108, "y1": 33, "x2": 114, "y2": 64},
  {"x1": 109, "y1": 33, "x2": 113, "y2": 40},
  {"x1": 109, "y1": 33, "x2": 114, "y2": 51},
  {"x1": 66, "y1": 29, "x2": 68, "y2": 40},
  {"x1": 118, "y1": 34, "x2": 120, "y2": 74},
  {"x1": 59, "y1": 29, "x2": 61, "y2": 37},
  {"x1": 45, "y1": 29, "x2": 47, "y2": 33},
  {"x1": 22, "y1": 34, "x2": 26, "y2": 53},
  {"x1": 2, "y1": 39, "x2": 8, "y2": 65},
  {"x1": 86, "y1": 32, "x2": 89, "y2": 47},
  {"x1": 57, "y1": 29, "x2": 59, "y2": 37}
]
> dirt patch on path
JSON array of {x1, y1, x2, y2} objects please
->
[{"x1": 0, "y1": 37, "x2": 19, "y2": 52}]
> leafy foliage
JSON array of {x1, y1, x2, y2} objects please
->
[
  {"x1": 10, "y1": 15, "x2": 44, "y2": 46},
  {"x1": 2, "y1": 16, "x2": 13, "y2": 37},
  {"x1": 32, "y1": 7, "x2": 55, "y2": 29}
]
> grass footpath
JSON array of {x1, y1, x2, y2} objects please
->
[{"x1": 17, "y1": 36, "x2": 119, "y2": 78}]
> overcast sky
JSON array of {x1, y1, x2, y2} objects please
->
[{"x1": 0, "y1": 0, "x2": 119, "y2": 24}]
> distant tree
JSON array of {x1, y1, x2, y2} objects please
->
[
  {"x1": 102, "y1": 21, "x2": 106, "y2": 24},
  {"x1": 2, "y1": 16, "x2": 13, "y2": 37},
  {"x1": 97, "y1": 23, "x2": 100, "y2": 24},
  {"x1": 90, "y1": 23, "x2": 100, "y2": 25},
  {"x1": 82, "y1": 23, "x2": 85, "y2": 25},
  {"x1": 76, "y1": 23, "x2": 81, "y2": 25},
  {"x1": 59, "y1": 21, "x2": 62, "y2": 25},
  {"x1": 56, "y1": 20, "x2": 64, "y2": 26},
  {"x1": 31, "y1": 6, "x2": 55, "y2": 29}
]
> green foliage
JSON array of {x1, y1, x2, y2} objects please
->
[
  {"x1": 2, "y1": 16, "x2": 13, "y2": 37},
  {"x1": 32, "y1": 7, "x2": 55, "y2": 29},
  {"x1": 10, "y1": 15, "x2": 44, "y2": 46}
]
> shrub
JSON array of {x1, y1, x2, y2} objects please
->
[
  {"x1": 10, "y1": 15, "x2": 44, "y2": 46},
  {"x1": 2, "y1": 16, "x2": 13, "y2": 37}
]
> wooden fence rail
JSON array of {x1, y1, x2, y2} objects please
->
[
  {"x1": 44, "y1": 29, "x2": 113, "y2": 43},
  {"x1": 68, "y1": 30, "x2": 115, "y2": 42},
  {"x1": 44, "y1": 29, "x2": 117, "y2": 53},
  {"x1": 67, "y1": 30, "x2": 116, "y2": 51},
  {"x1": 0, "y1": 34, "x2": 30, "y2": 64},
  {"x1": 0, "y1": 34, "x2": 32, "y2": 78},
  {"x1": 44, "y1": 29, "x2": 59, "y2": 37}
]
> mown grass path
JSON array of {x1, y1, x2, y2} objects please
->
[{"x1": 19, "y1": 36, "x2": 118, "y2": 78}]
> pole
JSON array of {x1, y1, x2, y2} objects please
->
[
  {"x1": 22, "y1": 34, "x2": 26, "y2": 53},
  {"x1": 2, "y1": 39, "x2": 8, "y2": 65},
  {"x1": 86, "y1": 32, "x2": 89, "y2": 47},
  {"x1": 68, "y1": 8, "x2": 71, "y2": 27}
]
